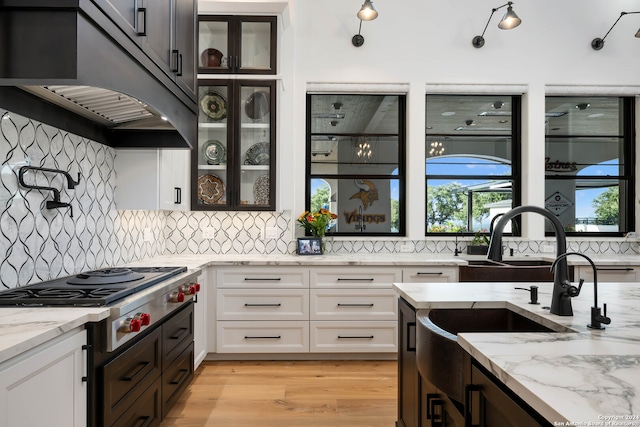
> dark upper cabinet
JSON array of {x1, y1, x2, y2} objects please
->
[
  {"x1": 198, "y1": 16, "x2": 277, "y2": 75},
  {"x1": 192, "y1": 79, "x2": 276, "y2": 211},
  {"x1": 92, "y1": 0, "x2": 196, "y2": 98}
]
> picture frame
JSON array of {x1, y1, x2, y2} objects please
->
[{"x1": 297, "y1": 237, "x2": 323, "y2": 255}]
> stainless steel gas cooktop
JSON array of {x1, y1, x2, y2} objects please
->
[{"x1": 0, "y1": 266, "x2": 187, "y2": 307}]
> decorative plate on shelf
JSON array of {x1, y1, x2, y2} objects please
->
[
  {"x1": 200, "y1": 48, "x2": 223, "y2": 67},
  {"x1": 200, "y1": 92, "x2": 227, "y2": 121},
  {"x1": 253, "y1": 174, "x2": 270, "y2": 205},
  {"x1": 197, "y1": 174, "x2": 225, "y2": 204},
  {"x1": 202, "y1": 140, "x2": 226, "y2": 165},
  {"x1": 244, "y1": 91, "x2": 270, "y2": 120},
  {"x1": 244, "y1": 142, "x2": 270, "y2": 165}
]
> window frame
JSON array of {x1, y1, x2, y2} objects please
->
[
  {"x1": 544, "y1": 96, "x2": 635, "y2": 237},
  {"x1": 425, "y1": 94, "x2": 522, "y2": 237},
  {"x1": 305, "y1": 93, "x2": 407, "y2": 237}
]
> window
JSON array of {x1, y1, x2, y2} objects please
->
[
  {"x1": 306, "y1": 94, "x2": 406, "y2": 236},
  {"x1": 545, "y1": 96, "x2": 635, "y2": 236},
  {"x1": 425, "y1": 94, "x2": 521, "y2": 236}
]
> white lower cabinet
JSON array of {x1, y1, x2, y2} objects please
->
[
  {"x1": 576, "y1": 265, "x2": 640, "y2": 283},
  {"x1": 212, "y1": 265, "x2": 459, "y2": 355},
  {"x1": 217, "y1": 321, "x2": 310, "y2": 353},
  {"x1": 310, "y1": 321, "x2": 397, "y2": 353},
  {"x1": 0, "y1": 328, "x2": 87, "y2": 427},
  {"x1": 194, "y1": 268, "x2": 209, "y2": 368}
]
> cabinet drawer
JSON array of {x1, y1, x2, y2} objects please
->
[
  {"x1": 101, "y1": 327, "x2": 162, "y2": 427},
  {"x1": 402, "y1": 267, "x2": 459, "y2": 283},
  {"x1": 162, "y1": 342, "x2": 194, "y2": 419},
  {"x1": 217, "y1": 289, "x2": 309, "y2": 320},
  {"x1": 310, "y1": 267, "x2": 401, "y2": 288},
  {"x1": 110, "y1": 376, "x2": 162, "y2": 427},
  {"x1": 216, "y1": 321, "x2": 309, "y2": 353},
  {"x1": 310, "y1": 289, "x2": 397, "y2": 321},
  {"x1": 310, "y1": 321, "x2": 397, "y2": 353},
  {"x1": 162, "y1": 303, "x2": 194, "y2": 368},
  {"x1": 578, "y1": 265, "x2": 638, "y2": 283},
  {"x1": 216, "y1": 267, "x2": 309, "y2": 288}
]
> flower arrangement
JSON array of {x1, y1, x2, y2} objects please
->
[
  {"x1": 470, "y1": 229, "x2": 490, "y2": 246},
  {"x1": 297, "y1": 208, "x2": 338, "y2": 237}
]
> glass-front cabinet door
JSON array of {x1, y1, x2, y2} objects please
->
[
  {"x1": 194, "y1": 80, "x2": 275, "y2": 210},
  {"x1": 198, "y1": 16, "x2": 277, "y2": 75}
]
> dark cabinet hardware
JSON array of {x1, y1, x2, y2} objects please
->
[
  {"x1": 337, "y1": 278, "x2": 375, "y2": 281},
  {"x1": 596, "y1": 267, "x2": 633, "y2": 271},
  {"x1": 169, "y1": 327, "x2": 189, "y2": 340},
  {"x1": 122, "y1": 361, "x2": 150, "y2": 382},
  {"x1": 136, "y1": 7, "x2": 146, "y2": 35},
  {"x1": 174, "y1": 187, "x2": 182, "y2": 204},
  {"x1": 169, "y1": 369, "x2": 189, "y2": 385},
  {"x1": 244, "y1": 335, "x2": 281, "y2": 339},
  {"x1": 416, "y1": 272, "x2": 444, "y2": 276},
  {"x1": 18, "y1": 166, "x2": 80, "y2": 217},
  {"x1": 82, "y1": 344, "x2": 92, "y2": 383},
  {"x1": 171, "y1": 50, "x2": 180, "y2": 73},
  {"x1": 133, "y1": 416, "x2": 151, "y2": 427},
  {"x1": 407, "y1": 321, "x2": 416, "y2": 352},
  {"x1": 465, "y1": 384, "x2": 482, "y2": 427},
  {"x1": 244, "y1": 277, "x2": 281, "y2": 281},
  {"x1": 244, "y1": 303, "x2": 282, "y2": 307},
  {"x1": 337, "y1": 303, "x2": 374, "y2": 307},
  {"x1": 337, "y1": 335, "x2": 374, "y2": 339},
  {"x1": 430, "y1": 398, "x2": 445, "y2": 427}
]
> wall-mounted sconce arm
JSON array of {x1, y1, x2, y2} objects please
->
[{"x1": 592, "y1": 11, "x2": 640, "y2": 50}]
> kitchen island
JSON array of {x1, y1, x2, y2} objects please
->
[{"x1": 393, "y1": 281, "x2": 640, "y2": 425}]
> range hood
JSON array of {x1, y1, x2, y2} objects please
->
[{"x1": 0, "y1": 1, "x2": 197, "y2": 149}]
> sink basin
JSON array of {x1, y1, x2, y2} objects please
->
[
  {"x1": 415, "y1": 308, "x2": 566, "y2": 403},
  {"x1": 459, "y1": 260, "x2": 574, "y2": 282}
]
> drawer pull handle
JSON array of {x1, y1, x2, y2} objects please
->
[
  {"x1": 416, "y1": 272, "x2": 444, "y2": 275},
  {"x1": 337, "y1": 278, "x2": 375, "y2": 281},
  {"x1": 170, "y1": 368, "x2": 189, "y2": 385},
  {"x1": 596, "y1": 267, "x2": 633, "y2": 271},
  {"x1": 244, "y1": 335, "x2": 282, "y2": 339},
  {"x1": 244, "y1": 303, "x2": 282, "y2": 307},
  {"x1": 337, "y1": 335, "x2": 374, "y2": 339},
  {"x1": 244, "y1": 278, "x2": 282, "y2": 281},
  {"x1": 122, "y1": 361, "x2": 150, "y2": 382},
  {"x1": 132, "y1": 416, "x2": 151, "y2": 427},
  {"x1": 337, "y1": 303, "x2": 374, "y2": 307},
  {"x1": 170, "y1": 327, "x2": 189, "y2": 340}
]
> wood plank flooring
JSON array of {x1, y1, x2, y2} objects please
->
[{"x1": 161, "y1": 360, "x2": 398, "y2": 427}]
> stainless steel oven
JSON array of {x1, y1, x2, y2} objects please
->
[{"x1": 0, "y1": 266, "x2": 201, "y2": 427}]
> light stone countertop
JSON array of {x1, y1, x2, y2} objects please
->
[
  {"x1": 393, "y1": 281, "x2": 640, "y2": 424},
  {"x1": 0, "y1": 307, "x2": 109, "y2": 364},
  {"x1": 123, "y1": 252, "x2": 640, "y2": 269}
]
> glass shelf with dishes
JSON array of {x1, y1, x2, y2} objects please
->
[{"x1": 193, "y1": 80, "x2": 275, "y2": 210}]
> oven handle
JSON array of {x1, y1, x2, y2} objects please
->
[
  {"x1": 133, "y1": 416, "x2": 151, "y2": 427},
  {"x1": 122, "y1": 361, "x2": 150, "y2": 382}
]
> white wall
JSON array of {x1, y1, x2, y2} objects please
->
[{"x1": 200, "y1": 0, "x2": 640, "y2": 240}]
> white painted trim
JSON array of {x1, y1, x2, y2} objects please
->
[
  {"x1": 425, "y1": 84, "x2": 527, "y2": 94},
  {"x1": 306, "y1": 83, "x2": 410, "y2": 94},
  {"x1": 545, "y1": 85, "x2": 640, "y2": 96}
]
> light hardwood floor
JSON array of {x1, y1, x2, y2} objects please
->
[{"x1": 161, "y1": 360, "x2": 398, "y2": 427}]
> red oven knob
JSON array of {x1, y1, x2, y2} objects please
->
[
  {"x1": 119, "y1": 317, "x2": 141, "y2": 333},
  {"x1": 193, "y1": 283, "x2": 201, "y2": 292},
  {"x1": 168, "y1": 291, "x2": 185, "y2": 303},
  {"x1": 134, "y1": 312, "x2": 151, "y2": 326}
]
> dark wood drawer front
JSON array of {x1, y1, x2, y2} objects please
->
[
  {"x1": 102, "y1": 327, "x2": 162, "y2": 426},
  {"x1": 162, "y1": 303, "x2": 194, "y2": 368},
  {"x1": 111, "y1": 376, "x2": 162, "y2": 427},
  {"x1": 162, "y1": 342, "x2": 194, "y2": 418}
]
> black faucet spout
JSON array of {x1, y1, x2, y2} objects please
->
[{"x1": 487, "y1": 205, "x2": 571, "y2": 316}]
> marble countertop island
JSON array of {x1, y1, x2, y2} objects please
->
[{"x1": 394, "y1": 281, "x2": 640, "y2": 424}]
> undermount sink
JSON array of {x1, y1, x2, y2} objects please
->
[
  {"x1": 415, "y1": 307, "x2": 568, "y2": 403},
  {"x1": 459, "y1": 259, "x2": 574, "y2": 282}
]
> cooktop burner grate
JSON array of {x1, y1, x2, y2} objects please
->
[{"x1": 0, "y1": 266, "x2": 187, "y2": 307}]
